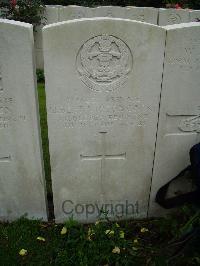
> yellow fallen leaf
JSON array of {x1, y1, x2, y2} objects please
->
[
  {"x1": 19, "y1": 249, "x2": 28, "y2": 256},
  {"x1": 112, "y1": 246, "x2": 120, "y2": 254},
  {"x1": 140, "y1": 227, "x2": 149, "y2": 233},
  {"x1": 133, "y1": 239, "x2": 138, "y2": 244},
  {"x1": 60, "y1": 226, "x2": 67, "y2": 235},
  {"x1": 37, "y1": 236, "x2": 46, "y2": 242}
]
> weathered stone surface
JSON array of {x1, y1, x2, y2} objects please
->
[
  {"x1": 189, "y1": 10, "x2": 200, "y2": 22},
  {"x1": 58, "y1": 6, "x2": 158, "y2": 23},
  {"x1": 125, "y1": 7, "x2": 158, "y2": 24},
  {"x1": 43, "y1": 18, "x2": 166, "y2": 223},
  {"x1": 149, "y1": 23, "x2": 200, "y2": 217},
  {"x1": 35, "y1": 48, "x2": 44, "y2": 69},
  {"x1": 59, "y1": 5, "x2": 92, "y2": 21},
  {"x1": 92, "y1": 6, "x2": 126, "y2": 18},
  {"x1": 158, "y1": 8, "x2": 190, "y2": 26},
  {"x1": 36, "y1": 5, "x2": 194, "y2": 69},
  {"x1": 0, "y1": 19, "x2": 47, "y2": 221}
]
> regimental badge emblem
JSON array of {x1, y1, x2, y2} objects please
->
[
  {"x1": 76, "y1": 34, "x2": 133, "y2": 92},
  {"x1": 179, "y1": 115, "x2": 200, "y2": 133},
  {"x1": 168, "y1": 13, "x2": 181, "y2": 24}
]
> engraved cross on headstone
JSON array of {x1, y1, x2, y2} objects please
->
[
  {"x1": 80, "y1": 132, "x2": 126, "y2": 196},
  {"x1": 0, "y1": 155, "x2": 11, "y2": 162}
]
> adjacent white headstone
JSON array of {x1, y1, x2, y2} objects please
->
[
  {"x1": 92, "y1": 6, "x2": 126, "y2": 18},
  {"x1": 158, "y1": 8, "x2": 190, "y2": 26},
  {"x1": 44, "y1": 18, "x2": 166, "y2": 223},
  {"x1": 126, "y1": 7, "x2": 158, "y2": 24},
  {"x1": 0, "y1": 19, "x2": 47, "y2": 221},
  {"x1": 36, "y1": 5, "x2": 197, "y2": 69},
  {"x1": 149, "y1": 23, "x2": 200, "y2": 217},
  {"x1": 35, "y1": 6, "x2": 60, "y2": 68},
  {"x1": 189, "y1": 10, "x2": 200, "y2": 22},
  {"x1": 59, "y1": 5, "x2": 92, "y2": 21}
]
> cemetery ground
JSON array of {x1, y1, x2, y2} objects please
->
[
  {"x1": 0, "y1": 206, "x2": 200, "y2": 266},
  {"x1": 0, "y1": 79, "x2": 199, "y2": 265}
]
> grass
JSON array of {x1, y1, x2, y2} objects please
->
[
  {"x1": 0, "y1": 78, "x2": 199, "y2": 265},
  {"x1": 0, "y1": 207, "x2": 200, "y2": 265},
  {"x1": 37, "y1": 81, "x2": 54, "y2": 219},
  {"x1": 37, "y1": 82, "x2": 52, "y2": 195}
]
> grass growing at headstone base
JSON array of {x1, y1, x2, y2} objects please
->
[
  {"x1": 37, "y1": 81, "x2": 54, "y2": 219},
  {"x1": 0, "y1": 207, "x2": 200, "y2": 265},
  {"x1": 37, "y1": 82, "x2": 52, "y2": 194}
]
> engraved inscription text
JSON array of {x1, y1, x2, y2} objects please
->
[{"x1": 49, "y1": 96, "x2": 152, "y2": 129}]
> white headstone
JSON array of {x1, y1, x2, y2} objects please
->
[
  {"x1": 158, "y1": 8, "x2": 190, "y2": 26},
  {"x1": 125, "y1": 7, "x2": 158, "y2": 24},
  {"x1": 43, "y1": 18, "x2": 166, "y2": 223},
  {"x1": 35, "y1": 6, "x2": 60, "y2": 69},
  {"x1": 189, "y1": 10, "x2": 200, "y2": 22},
  {"x1": 0, "y1": 19, "x2": 47, "y2": 221},
  {"x1": 59, "y1": 5, "x2": 92, "y2": 21},
  {"x1": 92, "y1": 6, "x2": 126, "y2": 18},
  {"x1": 149, "y1": 23, "x2": 200, "y2": 217}
]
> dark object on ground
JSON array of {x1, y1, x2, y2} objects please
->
[{"x1": 156, "y1": 143, "x2": 200, "y2": 209}]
